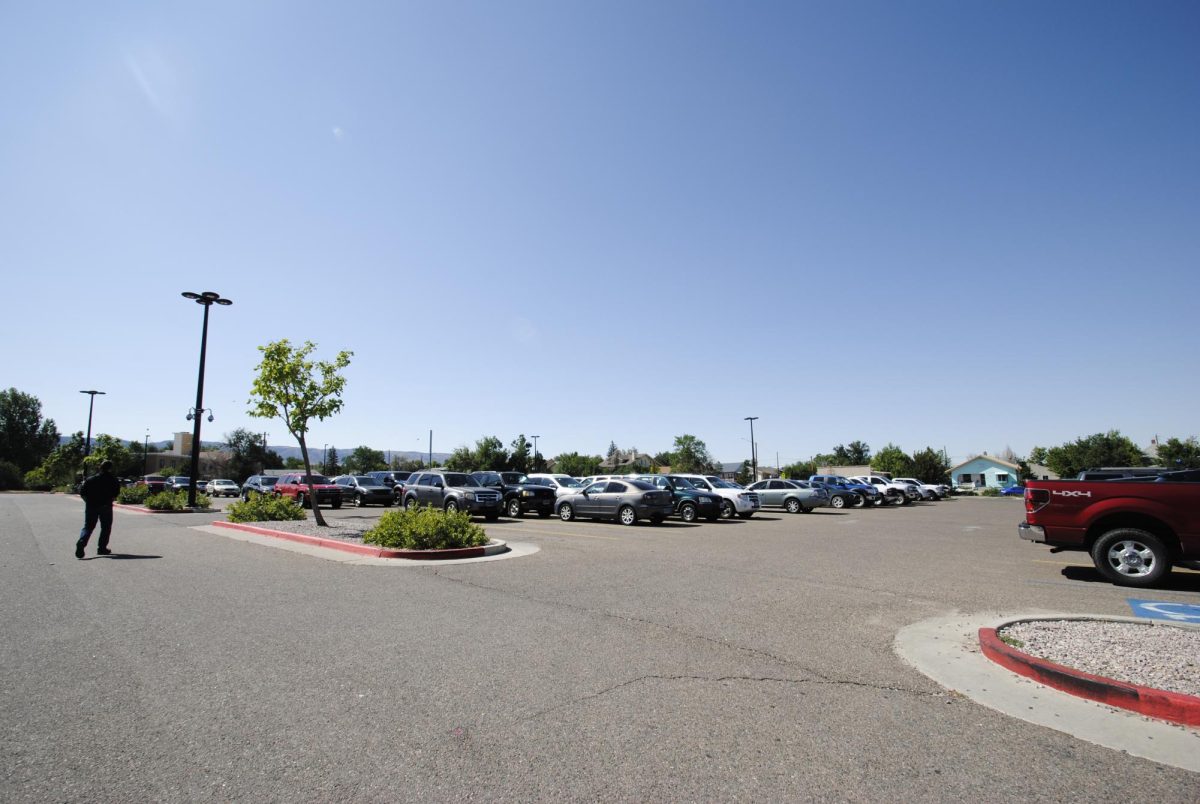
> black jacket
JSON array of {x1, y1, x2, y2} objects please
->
[{"x1": 80, "y1": 472, "x2": 121, "y2": 506}]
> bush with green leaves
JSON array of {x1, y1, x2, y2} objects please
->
[
  {"x1": 145, "y1": 490, "x2": 212, "y2": 510},
  {"x1": 117, "y1": 485, "x2": 150, "y2": 504},
  {"x1": 979, "y1": 487, "x2": 1002, "y2": 497},
  {"x1": 225, "y1": 494, "x2": 307, "y2": 523},
  {"x1": 363, "y1": 505, "x2": 489, "y2": 550}
]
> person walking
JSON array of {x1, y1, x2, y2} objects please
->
[{"x1": 77, "y1": 460, "x2": 121, "y2": 559}]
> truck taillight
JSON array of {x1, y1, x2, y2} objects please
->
[{"x1": 1025, "y1": 488, "x2": 1050, "y2": 514}]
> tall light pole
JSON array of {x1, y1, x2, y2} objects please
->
[
  {"x1": 79, "y1": 390, "x2": 105, "y2": 471},
  {"x1": 182, "y1": 291, "x2": 232, "y2": 507},
  {"x1": 323, "y1": 444, "x2": 328, "y2": 475},
  {"x1": 143, "y1": 430, "x2": 150, "y2": 476},
  {"x1": 531, "y1": 435, "x2": 540, "y2": 468},
  {"x1": 428, "y1": 429, "x2": 433, "y2": 469},
  {"x1": 744, "y1": 416, "x2": 758, "y2": 482}
]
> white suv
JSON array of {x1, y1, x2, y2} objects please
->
[
  {"x1": 850, "y1": 475, "x2": 918, "y2": 505},
  {"x1": 527, "y1": 473, "x2": 586, "y2": 498},
  {"x1": 674, "y1": 474, "x2": 761, "y2": 519}
]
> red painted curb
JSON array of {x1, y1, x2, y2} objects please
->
[
  {"x1": 114, "y1": 503, "x2": 215, "y2": 514},
  {"x1": 211, "y1": 521, "x2": 504, "y2": 560},
  {"x1": 979, "y1": 626, "x2": 1200, "y2": 727}
]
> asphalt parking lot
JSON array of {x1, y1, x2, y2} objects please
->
[{"x1": 3, "y1": 493, "x2": 1198, "y2": 801}]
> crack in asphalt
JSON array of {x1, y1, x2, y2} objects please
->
[{"x1": 513, "y1": 673, "x2": 938, "y2": 725}]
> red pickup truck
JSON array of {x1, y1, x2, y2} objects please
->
[{"x1": 1019, "y1": 471, "x2": 1200, "y2": 586}]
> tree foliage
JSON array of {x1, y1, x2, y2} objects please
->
[
  {"x1": 552, "y1": 452, "x2": 602, "y2": 477},
  {"x1": 909, "y1": 447, "x2": 950, "y2": 484},
  {"x1": 735, "y1": 460, "x2": 752, "y2": 485},
  {"x1": 508, "y1": 435, "x2": 531, "y2": 473},
  {"x1": 325, "y1": 446, "x2": 341, "y2": 476},
  {"x1": 248, "y1": 339, "x2": 353, "y2": 526},
  {"x1": 671, "y1": 434, "x2": 714, "y2": 474},
  {"x1": 26, "y1": 431, "x2": 85, "y2": 489},
  {"x1": 224, "y1": 428, "x2": 282, "y2": 481},
  {"x1": 1155, "y1": 436, "x2": 1200, "y2": 469},
  {"x1": 1043, "y1": 430, "x2": 1147, "y2": 478},
  {"x1": 871, "y1": 443, "x2": 913, "y2": 477},
  {"x1": 344, "y1": 445, "x2": 386, "y2": 474},
  {"x1": 0, "y1": 388, "x2": 60, "y2": 474},
  {"x1": 781, "y1": 460, "x2": 817, "y2": 480}
]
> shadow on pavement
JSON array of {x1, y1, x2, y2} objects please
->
[
  {"x1": 94, "y1": 553, "x2": 162, "y2": 560},
  {"x1": 1061, "y1": 565, "x2": 1200, "y2": 594}
]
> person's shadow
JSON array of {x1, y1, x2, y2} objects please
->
[{"x1": 86, "y1": 553, "x2": 162, "y2": 560}]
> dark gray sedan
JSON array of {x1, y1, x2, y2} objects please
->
[
  {"x1": 333, "y1": 475, "x2": 395, "y2": 507},
  {"x1": 556, "y1": 479, "x2": 675, "y2": 526}
]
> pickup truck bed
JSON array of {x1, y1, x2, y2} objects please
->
[{"x1": 1019, "y1": 477, "x2": 1200, "y2": 587}]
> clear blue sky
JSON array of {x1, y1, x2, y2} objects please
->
[{"x1": 2, "y1": 1, "x2": 1197, "y2": 467}]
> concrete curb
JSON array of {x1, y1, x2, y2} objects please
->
[
  {"x1": 211, "y1": 520, "x2": 508, "y2": 560},
  {"x1": 114, "y1": 503, "x2": 216, "y2": 514},
  {"x1": 979, "y1": 618, "x2": 1200, "y2": 727}
]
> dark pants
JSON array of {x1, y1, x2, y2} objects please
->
[{"x1": 79, "y1": 505, "x2": 113, "y2": 550}]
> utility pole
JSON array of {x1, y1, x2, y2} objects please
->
[{"x1": 744, "y1": 416, "x2": 759, "y2": 481}]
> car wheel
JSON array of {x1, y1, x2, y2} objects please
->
[
  {"x1": 719, "y1": 500, "x2": 735, "y2": 519},
  {"x1": 354, "y1": 494, "x2": 364, "y2": 507},
  {"x1": 872, "y1": 495, "x2": 886, "y2": 506},
  {"x1": 1091, "y1": 528, "x2": 1171, "y2": 587},
  {"x1": 785, "y1": 498, "x2": 801, "y2": 514},
  {"x1": 851, "y1": 493, "x2": 866, "y2": 509},
  {"x1": 296, "y1": 492, "x2": 307, "y2": 508},
  {"x1": 507, "y1": 498, "x2": 522, "y2": 518},
  {"x1": 830, "y1": 494, "x2": 846, "y2": 509},
  {"x1": 618, "y1": 505, "x2": 637, "y2": 526},
  {"x1": 444, "y1": 499, "x2": 459, "y2": 513},
  {"x1": 558, "y1": 503, "x2": 575, "y2": 522},
  {"x1": 679, "y1": 502, "x2": 697, "y2": 522},
  {"x1": 405, "y1": 497, "x2": 418, "y2": 511}
]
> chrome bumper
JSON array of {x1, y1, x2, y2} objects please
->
[{"x1": 1018, "y1": 523, "x2": 1045, "y2": 542}]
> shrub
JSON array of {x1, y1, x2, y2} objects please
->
[
  {"x1": 23, "y1": 467, "x2": 54, "y2": 491},
  {"x1": 118, "y1": 485, "x2": 150, "y2": 504},
  {"x1": 144, "y1": 490, "x2": 212, "y2": 510},
  {"x1": 0, "y1": 460, "x2": 23, "y2": 490},
  {"x1": 979, "y1": 487, "x2": 1001, "y2": 497},
  {"x1": 225, "y1": 494, "x2": 307, "y2": 523},
  {"x1": 363, "y1": 505, "x2": 489, "y2": 550}
]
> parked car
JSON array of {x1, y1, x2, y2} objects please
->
[
  {"x1": 893, "y1": 477, "x2": 948, "y2": 499},
  {"x1": 783, "y1": 479, "x2": 833, "y2": 508},
  {"x1": 166, "y1": 476, "x2": 192, "y2": 493},
  {"x1": 848, "y1": 475, "x2": 914, "y2": 505},
  {"x1": 402, "y1": 471, "x2": 502, "y2": 520},
  {"x1": 366, "y1": 470, "x2": 413, "y2": 489},
  {"x1": 273, "y1": 473, "x2": 343, "y2": 509},
  {"x1": 136, "y1": 475, "x2": 170, "y2": 494},
  {"x1": 205, "y1": 479, "x2": 240, "y2": 497},
  {"x1": 807, "y1": 476, "x2": 869, "y2": 509},
  {"x1": 555, "y1": 479, "x2": 675, "y2": 526},
  {"x1": 672, "y1": 474, "x2": 761, "y2": 519},
  {"x1": 999, "y1": 485, "x2": 1026, "y2": 497},
  {"x1": 635, "y1": 475, "x2": 723, "y2": 522},
  {"x1": 746, "y1": 479, "x2": 825, "y2": 513},
  {"x1": 470, "y1": 471, "x2": 557, "y2": 518},
  {"x1": 526, "y1": 473, "x2": 586, "y2": 498},
  {"x1": 241, "y1": 475, "x2": 279, "y2": 501},
  {"x1": 333, "y1": 475, "x2": 396, "y2": 507}
]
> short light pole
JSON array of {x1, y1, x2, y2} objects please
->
[
  {"x1": 80, "y1": 390, "x2": 105, "y2": 472},
  {"x1": 182, "y1": 291, "x2": 232, "y2": 507},
  {"x1": 744, "y1": 416, "x2": 758, "y2": 481}
]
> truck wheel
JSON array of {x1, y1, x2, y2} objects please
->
[
  {"x1": 618, "y1": 505, "x2": 637, "y2": 526},
  {"x1": 785, "y1": 498, "x2": 801, "y2": 514},
  {"x1": 507, "y1": 498, "x2": 522, "y2": 518},
  {"x1": 1091, "y1": 528, "x2": 1171, "y2": 586},
  {"x1": 558, "y1": 503, "x2": 575, "y2": 521},
  {"x1": 896, "y1": 493, "x2": 910, "y2": 506},
  {"x1": 872, "y1": 495, "x2": 886, "y2": 507},
  {"x1": 830, "y1": 495, "x2": 846, "y2": 509},
  {"x1": 719, "y1": 500, "x2": 735, "y2": 519},
  {"x1": 296, "y1": 492, "x2": 307, "y2": 508},
  {"x1": 679, "y1": 502, "x2": 697, "y2": 522}
]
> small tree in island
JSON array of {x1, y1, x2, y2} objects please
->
[{"x1": 248, "y1": 339, "x2": 353, "y2": 527}]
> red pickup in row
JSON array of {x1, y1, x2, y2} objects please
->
[{"x1": 1019, "y1": 471, "x2": 1200, "y2": 587}]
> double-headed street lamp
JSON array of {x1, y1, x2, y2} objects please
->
[
  {"x1": 79, "y1": 390, "x2": 106, "y2": 467},
  {"x1": 744, "y1": 416, "x2": 759, "y2": 481},
  {"x1": 182, "y1": 291, "x2": 232, "y2": 507}
]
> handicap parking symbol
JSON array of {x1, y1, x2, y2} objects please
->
[{"x1": 1127, "y1": 599, "x2": 1200, "y2": 623}]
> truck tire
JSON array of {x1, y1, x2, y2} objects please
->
[
  {"x1": 1091, "y1": 528, "x2": 1171, "y2": 587},
  {"x1": 506, "y1": 498, "x2": 522, "y2": 518}
]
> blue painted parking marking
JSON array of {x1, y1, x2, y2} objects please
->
[{"x1": 1127, "y1": 599, "x2": 1200, "y2": 623}]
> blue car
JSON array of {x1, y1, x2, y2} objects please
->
[{"x1": 1000, "y1": 485, "x2": 1025, "y2": 496}]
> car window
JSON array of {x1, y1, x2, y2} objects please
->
[
  {"x1": 768, "y1": 480, "x2": 786, "y2": 489},
  {"x1": 445, "y1": 473, "x2": 478, "y2": 487},
  {"x1": 747, "y1": 481, "x2": 765, "y2": 490},
  {"x1": 605, "y1": 481, "x2": 627, "y2": 493},
  {"x1": 475, "y1": 472, "x2": 501, "y2": 485},
  {"x1": 583, "y1": 482, "x2": 605, "y2": 494}
]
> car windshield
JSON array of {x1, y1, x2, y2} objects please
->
[
  {"x1": 831, "y1": 476, "x2": 854, "y2": 484},
  {"x1": 353, "y1": 476, "x2": 374, "y2": 483},
  {"x1": 710, "y1": 478, "x2": 741, "y2": 489},
  {"x1": 445, "y1": 474, "x2": 478, "y2": 487},
  {"x1": 669, "y1": 477, "x2": 697, "y2": 490},
  {"x1": 501, "y1": 473, "x2": 529, "y2": 484},
  {"x1": 213, "y1": 479, "x2": 234, "y2": 485},
  {"x1": 260, "y1": 477, "x2": 278, "y2": 486},
  {"x1": 302, "y1": 475, "x2": 331, "y2": 484},
  {"x1": 560, "y1": 478, "x2": 582, "y2": 488}
]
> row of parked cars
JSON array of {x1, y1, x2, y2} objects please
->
[{"x1": 234, "y1": 469, "x2": 949, "y2": 527}]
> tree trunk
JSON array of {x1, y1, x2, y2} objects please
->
[{"x1": 297, "y1": 435, "x2": 327, "y2": 527}]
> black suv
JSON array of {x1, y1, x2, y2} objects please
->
[
  {"x1": 333, "y1": 475, "x2": 396, "y2": 507},
  {"x1": 402, "y1": 471, "x2": 503, "y2": 520},
  {"x1": 470, "y1": 471, "x2": 556, "y2": 518},
  {"x1": 241, "y1": 475, "x2": 280, "y2": 501},
  {"x1": 636, "y1": 475, "x2": 722, "y2": 522}
]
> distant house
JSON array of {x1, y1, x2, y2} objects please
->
[
  {"x1": 949, "y1": 456, "x2": 1021, "y2": 490},
  {"x1": 599, "y1": 449, "x2": 655, "y2": 472}
]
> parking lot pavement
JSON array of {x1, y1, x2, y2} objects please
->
[{"x1": 3, "y1": 493, "x2": 1198, "y2": 801}]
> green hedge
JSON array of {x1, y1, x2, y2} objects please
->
[
  {"x1": 145, "y1": 490, "x2": 212, "y2": 510},
  {"x1": 363, "y1": 506, "x2": 489, "y2": 550},
  {"x1": 979, "y1": 487, "x2": 1002, "y2": 497},
  {"x1": 117, "y1": 485, "x2": 150, "y2": 504},
  {"x1": 225, "y1": 494, "x2": 307, "y2": 523}
]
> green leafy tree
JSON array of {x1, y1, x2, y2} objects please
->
[
  {"x1": 606, "y1": 441, "x2": 619, "y2": 465},
  {"x1": 781, "y1": 460, "x2": 817, "y2": 480},
  {"x1": 552, "y1": 452, "x2": 602, "y2": 477},
  {"x1": 909, "y1": 447, "x2": 950, "y2": 485},
  {"x1": 444, "y1": 445, "x2": 474, "y2": 472},
  {"x1": 845, "y1": 441, "x2": 871, "y2": 464},
  {"x1": 735, "y1": 460, "x2": 752, "y2": 485},
  {"x1": 1155, "y1": 436, "x2": 1200, "y2": 469},
  {"x1": 530, "y1": 451, "x2": 548, "y2": 473},
  {"x1": 84, "y1": 434, "x2": 135, "y2": 477},
  {"x1": 26, "y1": 431, "x2": 85, "y2": 488},
  {"x1": 344, "y1": 446, "x2": 385, "y2": 474},
  {"x1": 871, "y1": 443, "x2": 913, "y2": 477},
  {"x1": 810, "y1": 452, "x2": 837, "y2": 467},
  {"x1": 652, "y1": 451, "x2": 675, "y2": 467},
  {"x1": 224, "y1": 428, "x2": 280, "y2": 481},
  {"x1": 671, "y1": 434, "x2": 714, "y2": 474},
  {"x1": 508, "y1": 435, "x2": 531, "y2": 473},
  {"x1": 392, "y1": 456, "x2": 424, "y2": 472},
  {"x1": 248, "y1": 339, "x2": 353, "y2": 527},
  {"x1": 472, "y1": 436, "x2": 508, "y2": 471},
  {"x1": 0, "y1": 388, "x2": 60, "y2": 474},
  {"x1": 1028, "y1": 446, "x2": 1048, "y2": 465},
  {"x1": 284, "y1": 456, "x2": 305, "y2": 469},
  {"x1": 1043, "y1": 430, "x2": 1147, "y2": 478},
  {"x1": 1017, "y1": 460, "x2": 1035, "y2": 482},
  {"x1": 325, "y1": 446, "x2": 341, "y2": 475}
]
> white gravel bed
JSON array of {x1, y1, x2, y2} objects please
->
[
  {"x1": 238, "y1": 519, "x2": 372, "y2": 544},
  {"x1": 1000, "y1": 619, "x2": 1200, "y2": 697}
]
